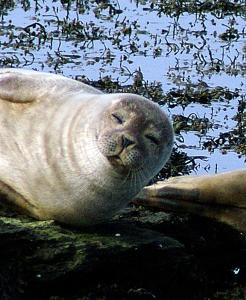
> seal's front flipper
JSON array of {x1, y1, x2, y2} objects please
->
[
  {"x1": 0, "y1": 71, "x2": 37, "y2": 103},
  {"x1": 0, "y1": 68, "x2": 102, "y2": 104}
]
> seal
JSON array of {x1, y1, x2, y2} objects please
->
[
  {"x1": 135, "y1": 169, "x2": 246, "y2": 232},
  {"x1": 0, "y1": 68, "x2": 174, "y2": 226}
]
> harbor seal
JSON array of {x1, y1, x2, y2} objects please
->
[
  {"x1": 135, "y1": 169, "x2": 246, "y2": 232},
  {"x1": 0, "y1": 68, "x2": 174, "y2": 226}
]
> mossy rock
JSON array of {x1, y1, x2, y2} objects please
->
[{"x1": 0, "y1": 206, "x2": 245, "y2": 300}]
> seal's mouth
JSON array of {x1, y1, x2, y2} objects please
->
[
  {"x1": 98, "y1": 134, "x2": 145, "y2": 171},
  {"x1": 108, "y1": 155, "x2": 124, "y2": 167},
  {"x1": 107, "y1": 152, "x2": 145, "y2": 173}
]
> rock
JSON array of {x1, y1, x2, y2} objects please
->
[{"x1": 0, "y1": 204, "x2": 245, "y2": 300}]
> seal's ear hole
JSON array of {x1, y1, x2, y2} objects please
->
[
  {"x1": 112, "y1": 113, "x2": 124, "y2": 124},
  {"x1": 145, "y1": 134, "x2": 160, "y2": 145}
]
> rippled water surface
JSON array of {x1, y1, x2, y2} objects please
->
[{"x1": 0, "y1": 0, "x2": 245, "y2": 175}]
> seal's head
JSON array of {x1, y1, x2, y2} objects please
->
[{"x1": 97, "y1": 94, "x2": 173, "y2": 186}]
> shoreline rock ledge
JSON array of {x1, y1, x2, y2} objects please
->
[{"x1": 0, "y1": 205, "x2": 245, "y2": 300}]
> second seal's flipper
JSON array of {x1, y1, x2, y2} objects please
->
[
  {"x1": 134, "y1": 169, "x2": 246, "y2": 232},
  {"x1": 0, "y1": 68, "x2": 102, "y2": 104}
]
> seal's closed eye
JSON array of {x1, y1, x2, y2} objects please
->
[
  {"x1": 111, "y1": 113, "x2": 124, "y2": 124},
  {"x1": 145, "y1": 134, "x2": 160, "y2": 145}
]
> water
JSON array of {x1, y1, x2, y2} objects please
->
[{"x1": 0, "y1": 0, "x2": 245, "y2": 175}]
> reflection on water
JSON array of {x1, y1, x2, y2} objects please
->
[{"x1": 0, "y1": 0, "x2": 245, "y2": 175}]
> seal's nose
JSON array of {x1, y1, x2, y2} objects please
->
[{"x1": 122, "y1": 135, "x2": 135, "y2": 148}]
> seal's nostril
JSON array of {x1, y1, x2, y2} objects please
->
[{"x1": 122, "y1": 135, "x2": 135, "y2": 148}]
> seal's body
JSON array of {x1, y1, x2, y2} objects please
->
[
  {"x1": 135, "y1": 169, "x2": 246, "y2": 232},
  {"x1": 137, "y1": 169, "x2": 246, "y2": 208},
  {"x1": 0, "y1": 69, "x2": 173, "y2": 226}
]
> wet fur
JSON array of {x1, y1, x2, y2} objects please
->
[{"x1": 0, "y1": 69, "x2": 173, "y2": 226}]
